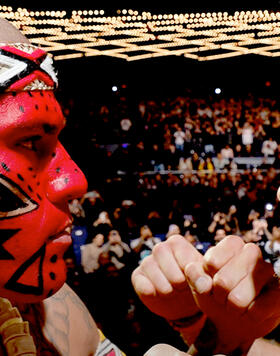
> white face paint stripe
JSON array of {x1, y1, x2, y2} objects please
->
[
  {"x1": 40, "y1": 55, "x2": 58, "y2": 86},
  {"x1": 0, "y1": 44, "x2": 58, "y2": 92},
  {"x1": 0, "y1": 175, "x2": 38, "y2": 219},
  {"x1": 0, "y1": 54, "x2": 27, "y2": 83}
]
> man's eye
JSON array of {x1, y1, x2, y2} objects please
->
[{"x1": 17, "y1": 136, "x2": 42, "y2": 151}]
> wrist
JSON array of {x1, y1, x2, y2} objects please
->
[
  {"x1": 167, "y1": 311, "x2": 207, "y2": 347},
  {"x1": 214, "y1": 339, "x2": 254, "y2": 356},
  {"x1": 188, "y1": 317, "x2": 253, "y2": 356},
  {"x1": 168, "y1": 311, "x2": 204, "y2": 329}
]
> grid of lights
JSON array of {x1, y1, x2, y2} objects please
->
[{"x1": 1, "y1": 6, "x2": 280, "y2": 61}]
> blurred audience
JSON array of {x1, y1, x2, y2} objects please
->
[
  {"x1": 130, "y1": 225, "x2": 162, "y2": 264},
  {"x1": 62, "y1": 88, "x2": 280, "y2": 355}
]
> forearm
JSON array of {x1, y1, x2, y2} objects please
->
[
  {"x1": 168, "y1": 311, "x2": 207, "y2": 348},
  {"x1": 180, "y1": 316, "x2": 253, "y2": 356},
  {"x1": 208, "y1": 222, "x2": 216, "y2": 233},
  {"x1": 169, "y1": 313, "x2": 251, "y2": 355},
  {"x1": 132, "y1": 240, "x2": 144, "y2": 253}
]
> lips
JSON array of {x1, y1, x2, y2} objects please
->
[{"x1": 48, "y1": 225, "x2": 72, "y2": 246}]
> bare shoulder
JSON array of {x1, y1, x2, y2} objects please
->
[{"x1": 18, "y1": 284, "x2": 100, "y2": 356}]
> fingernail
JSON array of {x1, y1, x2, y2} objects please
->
[{"x1": 194, "y1": 276, "x2": 211, "y2": 294}]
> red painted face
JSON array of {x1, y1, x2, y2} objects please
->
[{"x1": 0, "y1": 91, "x2": 88, "y2": 303}]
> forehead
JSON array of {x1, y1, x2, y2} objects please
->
[{"x1": 0, "y1": 91, "x2": 64, "y2": 136}]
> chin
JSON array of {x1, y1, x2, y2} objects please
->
[{"x1": 0, "y1": 264, "x2": 67, "y2": 304}]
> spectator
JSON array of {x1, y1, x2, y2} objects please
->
[
  {"x1": 208, "y1": 211, "x2": 231, "y2": 237},
  {"x1": 261, "y1": 137, "x2": 278, "y2": 157},
  {"x1": 173, "y1": 125, "x2": 186, "y2": 152},
  {"x1": 184, "y1": 151, "x2": 202, "y2": 171},
  {"x1": 130, "y1": 225, "x2": 161, "y2": 263},
  {"x1": 264, "y1": 226, "x2": 280, "y2": 275},
  {"x1": 213, "y1": 152, "x2": 229, "y2": 170},
  {"x1": 93, "y1": 210, "x2": 113, "y2": 236},
  {"x1": 69, "y1": 198, "x2": 86, "y2": 224},
  {"x1": 220, "y1": 144, "x2": 234, "y2": 160},
  {"x1": 225, "y1": 204, "x2": 241, "y2": 235},
  {"x1": 80, "y1": 190, "x2": 105, "y2": 227},
  {"x1": 164, "y1": 143, "x2": 180, "y2": 170},
  {"x1": 213, "y1": 228, "x2": 227, "y2": 243},
  {"x1": 166, "y1": 224, "x2": 181, "y2": 239},
  {"x1": 197, "y1": 156, "x2": 215, "y2": 173},
  {"x1": 149, "y1": 143, "x2": 165, "y2": 172},
  {"x1": 104, "y1": 229, "x2": 132, "y2": 271},
  {"x1": 81, "y1": 233, "x2": 105, "y2": 274},
  {"x1": 240, "y1": 121, "x2": 254, "y2": 152}
]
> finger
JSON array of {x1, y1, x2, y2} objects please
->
[
  {"x1": 212, "y1": 243, "x2": 263, "y2": 305},
  {"x1": 138, "y1": 255, "x2": 173, "y2": 295},
  {"x1": 185, "y1": 261, "x2": 213, "y2": 295},
  {"x1": 227, "y1": 257, "x2": 274, "y2": 312},
  {"x1": 152, "y1": 242, "x2": 187, "y2": 290},
  {"x1": 166, "y1": 234, "x2": 203, "y2": 270},
  {"x1": 131, "y1": 268, "x2": 157, "y2": 296},
  {"x1": 203, "y1": 235, "x2": 244, "y2": 276}
]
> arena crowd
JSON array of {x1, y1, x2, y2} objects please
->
[{"x1": 60, "y1": 87, "x2": 280, "y2": 355}]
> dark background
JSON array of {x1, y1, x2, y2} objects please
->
[{"x1": 56, "y1": 54, "x2": 280, "y2": 102}]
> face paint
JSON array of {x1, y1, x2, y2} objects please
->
[
  {"x1": 0, "y1": 45, "x2": 88, "y2": 303},
  {"x1": 0, "y1": 43, "x2": 57, "y2": 92}
]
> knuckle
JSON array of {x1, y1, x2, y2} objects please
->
[
  {"x1": 204, "y1": 248, "x2": 220, "y2": 270},
  {"x1": 152, "y1": 242, "x2": 165, "y2": 255},
  {"x1": 213, "y1": 272, "x2": 231, "y2": 291},
  {"x1": 224, "y1": 234, "x2": 245, "y2": 247},
  {"x1": 228, "y1": 290, "x2": 248, "y2": 309},
  {"x1": 140, "y1": 254, "x2": 154, "y2": 268},
  {"x1": 167, "y1": 234, "x2": 185, "y2": 246},
  {"x1": 131, "y1": 268, "x2": 139, "y2": 279},
  {"x1": 243, "y1": 242, "x2": 262, "y2": 259}
]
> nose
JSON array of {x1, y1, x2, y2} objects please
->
[{"x1": 46, "y1": 142, "x2": 88, "y2": 205}]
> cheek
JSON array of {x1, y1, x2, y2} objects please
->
[
  {"x1": 43, "y1": 243, "x2": 67, "y2": 297},
  {"x1": 0, "y1": 158, "x2": 68, "y2": 302},
  {"x1": 0, "y1": 217, "x2": 68, "y2": 302},
  {"x1": 0, "y1": 149, "x2": 46, "y2": 192}
]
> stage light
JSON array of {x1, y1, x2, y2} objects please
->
[
  {"x1": 112, "y1": 86, "x2": 118, "y2": 92},
  {"x1": 265, "y1": 203, "x2": 273, "y2": 211},
  {"x1": 2, "y1": 5, "x2": 280, "y2": 61},
  {"x1": 215, "y1": 88, "x2": 222, "y2": 94}
]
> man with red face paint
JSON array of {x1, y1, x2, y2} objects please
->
[
  {"x1": 1, "y1": 17, "x2": 280, "y2": 356},
  {"x1": 0, "y1": 19, "x2": 202, "y2": 356},
  {"x1": 0, "y1": 18, "x2": 126, "y2": 356}
]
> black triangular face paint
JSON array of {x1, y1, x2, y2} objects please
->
[
  {"x1": 0, "y1": 229, "x2": 20, "y2": 260},
  {"x1": 5, "y1": 244, "x2": 46, "y2": 295},
  {"x1": 0, "y1": 174, "x2": 38, "y2": 219}
]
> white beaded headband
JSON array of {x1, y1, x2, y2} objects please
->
[{"x1": 0, "y1": 43, "x2": 58, "y2": 92}]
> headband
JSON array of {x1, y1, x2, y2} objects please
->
[{"x1": 0, "y1": 43, "x2": 58, "y2": 93}]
